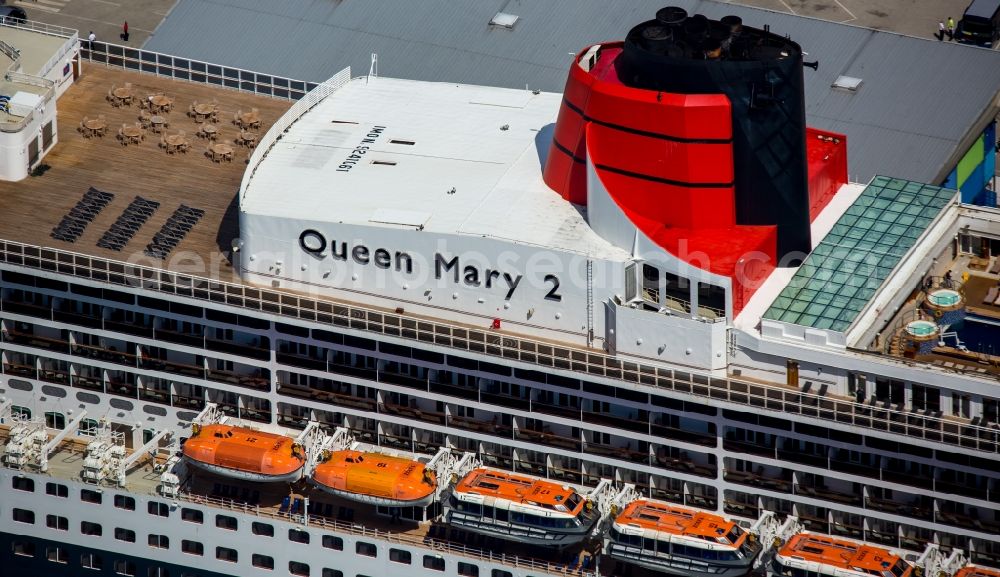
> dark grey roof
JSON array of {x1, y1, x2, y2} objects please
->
[{"x1": 144, "y1": 0, "x2": 1000, "y2": 185}]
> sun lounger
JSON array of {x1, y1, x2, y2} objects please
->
[
  {"x1": 990, "y1": 258, "x2": 1000, "y2": 274},
  {"x1": 985, "y1": 287, "x2": 998, "y2": 304}
]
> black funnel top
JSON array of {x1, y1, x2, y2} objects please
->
[{"x1": 615, "y1": 7, "x2": 812, "y2": 261}]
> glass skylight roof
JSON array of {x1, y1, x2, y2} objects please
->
[{"x1": 763, "y1": 176, "x2": 956, "y2": 333}]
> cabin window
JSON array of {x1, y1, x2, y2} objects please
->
[
  {"x1": 115, "y1": 528, "x2": 136, "y2": 542},
  {"x1": 216, "y1": 514, "x2": 237, "y2": 530},
  {"x1": 148, "y1": 534, "x2": 169, "y2": 549},
  {"x1": 148, "y1": 501, "x2": 169, "y2": 517},
  {"x1": 253, "y1": 521, "x2": 274, "y2": 536},
  {"x1": 458, "y1": 562, "x2": 480, "y2": 577},
  {"x1": 12, "y1": 508, "x2": 34, "y2": 524},
  {"x1": 148, "y1": 567, "x2": 169, "y2": 577},
  {"x1": 322, "y1": 571, "x2": 343, "y2": 577},
  {"x1": 44, "y1": 411, "x2": 65, "y2": 429},
  {"x1": 423, "y1": 555, "x2": 446, "y2": 572},
  {"x1": 912, "y1": 385, "x2": 940, "y2": 412},
  {"x1": 12, "y1": 540, "x2": 35, "y2": 557},
  {"x1": 289, "y1": 561, "x2": 310, "y2": 576},
  {"x1": 252, "y1": 554, "x2": 274, "y2": 569},
  {"x1": 181, "y1": 540, "x2": 203, "y2": 556},
  {"x1": 642, "y1": 264, "x2": 661, "y2": 303},
  {"x1": 216, "y1": 546, "x2": 238, "y2": 563},
  {"x1": 81, "y1": 488, "x2": 102, "y2": 504},
  {"x1": 356, "y1": 541, "x2": 377, "y2": 557},
  {"x1": 114, "y1": 560, "x2": 136, "y2": 576},
  {"x1": 697, "y1": 282, "x2": 725, "y2": 316},
  {"x1": 115, "y1": 495, "x2": 136, "y2": 510},
  {"x1": 322, "y1": 535, "x2": 343, "y2": 550},
  {"x1": 47, "y1": 514, "x2": 68, "y2": 531},
  {"x1": 390, "y1": 549, "x2": 411, "y2": 564},
  {"x1": 46, "y1": 482, "x2": 68, "y2": 497},
  {"x1": 80, "y1": 552, "x2": 103, "y2": 571},
  {"x1": 81, "y1": 521, "x2": 102, "y2": 536},
  {"x1": 181, "y1": 508, "x2": 203, "y2": 523},
  {"x1": 47, "y1": 546, "x2": 68, "y2": 563},
  {"x1": 11, "y1": 405, "x2": 31, "y2": 420},
  {"x1": 491, "y1": 571, "x2": 513, "y2": 577},
  {"x1": 289, "y1": 529, "x2": 310, "y2": 544},
  {"x1": 12, "y1": 476, "x2": 33, "y2": 491}
]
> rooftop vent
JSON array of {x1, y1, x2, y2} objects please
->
[
  {"x1": 832, "y1": 75, "x2": 863, "y2": 92},
  {"x1": 490, "y1": 12, "x2": 519, "y2": 29}
]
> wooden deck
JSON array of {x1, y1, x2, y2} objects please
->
[{"x1": 0, "y1": 64, "x2": 292, "y2": 280}]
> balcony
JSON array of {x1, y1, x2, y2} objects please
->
[
  {"x1": 39, "y1": 365, "x2": 70, "y2": 385},
  {"x1": 936, "y1": 479, "x2": 988, "y2": 501},
  {"x1": 882, "y1": 468, "x2": 934, "y2": 490},
  {"x1": 654, "y1": 453, "x2": 715, "y2": 478},
  {"x1": 327, "y1": 359, "x2": 376, "y2": 380},
  {"x1": 72, "y1": 370, "x2": 103, "y2": 391},
  {"x1": 155, "y1": 327, "x2": 204, "y2": 348},
  {"x1": 723, "y1": 498, "x2": 759, "y2": 518},
  {"x1": 585, "y1": 442, "x2": 650, "y2": 465},
  {"x1": 3, "y1": 299, "x2": 51, "y2": 319},
  {"x1": 516, "y1": 428, "x2": 581, "y2": 451},
  {"x1": 380, "y1": 432, "x2": 412, "y2": 451},
  {"x1": 513, "y1": 458, "x2": 545, "y2": 476},
  {"x1": 481, "y1": 390, "x2": 529, "y2": 411},
  {"x1": 776, "y1": 449, "x2": 828, "y2": 468},
  {"x1": 481, "y1": 452, "x2": 513, "y2": 470},
  {"x1": 865, "y1": 497, "x2": 932, "y2": 521},
  {"x1": 73, "y1": 343, "x2": 136, "y2": 367},
  {"x1": 937, "y1": 510, "x2": 1000, "y2": 534},
  {"x1": 798, "y1": 512, "x2": 829, "y2": 533},
  {"x1": 723, "y1": 468, "x2": 792, "y2": 493},
  {"x1": 379, "y1": 401, "x2": 443, "y2": 425},
  {"x1": 2, "y1": 328, "x2": 69, "y2": 353},
  {"x1": 3, "y1": 360, "x2": 36, "y2": 378},
  {"x1": 104, "y1": 317, "x2": 153, "y2": 338},
  {"x1": 532, "y1": 401, "x2": 580, "y2": 420},
  {"x1": 652, "y1": 421, "x2": 716, "y2": 447},
  {"x1": 685, "y1": 493, "x2": 717, "y2": 510},
  {"x1": 429, "y1": 381, "x2": 478, "y2": 402},
  {"x1": 206, "y1": 368, "x2": 269, "y2": 391},
  {"x1": 649, "y1": 485, "x2": 684, "y2": 503},
  {"x1": 241, "y1": 407, "x2": 271, "y2": 423},
  {"x1": 829, "y1": 459, "x2": 882, "y2": 479},
  {"x1": 205, "y1": 337, "x2": 269, "y2": 361},
  {"x1": 722, "y1": 437, "x2": 776, "y2": 458},
  {"x1": 584, "y1": 411, "x2": 648, "y2": 434},
  {"x1": 53, "y1": 308, "x2": 102, "y2": 329},
  {"x1": 866, "y1": 528, "x2": 899, "y2": 548},
  {"x1": 276, "y1": 350, "x2": 326, "y2": 371},
  {"x1": 139, "y1": 387, "x2": 171, "y2": 405},
  {"x1": 794, "y1": 484, "x2": 861, "y2": 506},
  {"x1": 549, "y1": 465, "x2": 582, "y2": 484},
  {"x1": 141, "y1": 357, "x2": 204, "y2": 378},
  {"x1": 831, "y1": 519, "x2": 864, "y2": 540},
  {"x1": 449, "y1": 414, "x2": 510, "y2": 437},
  {"x1": 380, "y1": 369, "x2": 428, "y2": 391}
]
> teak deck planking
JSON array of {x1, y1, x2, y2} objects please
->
[{"x1": 0, "y1": 64, "x2": 293, "y2": 280}]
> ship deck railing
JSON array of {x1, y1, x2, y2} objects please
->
[
  {"x1": 1, "y1": 239, "x2": 1000, "y2": 456},
  {"x1": 177, "y1": 491, "x2": 597, "y2": 577}
]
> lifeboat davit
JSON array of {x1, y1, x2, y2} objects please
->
[
  {"x1": 310, "y1": 450, "x2": 437, "y2": 507},
  {"x1": 182, "y1": 424, "x2": 305, "y2": 483}
]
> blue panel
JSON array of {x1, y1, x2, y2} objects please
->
[
  {"x1": 962, "y1": 162, "x2": 986, "y2": 205},
  {"x1": 944, "y1": 167, "x2": 958, "y2": 190},
  {"x1": 985, "y1": 121, "x2": 996, "y2": 188}
]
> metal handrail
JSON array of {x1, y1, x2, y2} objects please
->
[
  {"x1": 81, "y1": 41, "x2": 316, "y2": 101},
  {"x1": 240, "y1": 67, "x2": 351, "y2": 202},
  {"x1": 0, "y1": 238, "x2": 998, "y2": 455},
  {"x1": 177, "y1": 491, "x2": 596, "y2": 577},
  {"x1": 0, "y1": 18, "x2": 77, "y2": 39}
]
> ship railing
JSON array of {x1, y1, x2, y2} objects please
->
[
  {"x1": 0, "y1": 17, "x2": 77, "y2": 40},
  {"x1": 0, "y1": 239, "x2": 999, "y2": 456},
  {"x1": 80, "y1": 40, "x2": 317, "y2": 101},
  {"x1": 176, "y1": 491, "x2": 596, "y2": 576},
  {"x1": 239, "y1": 66, "x2": 352, "y2": 203}
]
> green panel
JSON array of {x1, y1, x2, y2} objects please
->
[
  {"x1": 956, "y1": 134, "x2": 985, "y2": 188},
  {"x1": 763, "y1": 176, "x2": 956, "y2": 333}
]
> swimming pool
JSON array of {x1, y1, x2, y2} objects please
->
[{"x1": 953, "y1": 315, "x2": 1000, "y2": 355}]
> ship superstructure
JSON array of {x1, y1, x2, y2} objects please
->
[{"x1": 0, "y1": 7, "x2": 999, "y2": 577}]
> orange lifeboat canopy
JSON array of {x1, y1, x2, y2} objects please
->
[
  {"x1": 311, "y1": 450, "x2": 436, "y2": 506},
  {"x1": 182, "y1": 424, "x2": 304, "y2": 481}
]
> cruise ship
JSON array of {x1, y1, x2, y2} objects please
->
[{"x1": 0, "y1": 7, "x2": 998, "y2": 577}]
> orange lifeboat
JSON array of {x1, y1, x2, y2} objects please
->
[
  {"x1": 774, "y1": 532, "x2": 914, "y2": 577},
  {"x1": 310, "y1": 450, "x2": 437, "y2": 507},
  {"x1": 182, "y1": 424, "x2": 305, "y2": 483}
]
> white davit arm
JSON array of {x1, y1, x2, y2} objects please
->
[{"x1": 40, "y1": 410, "x2": 87, "y2": 472}]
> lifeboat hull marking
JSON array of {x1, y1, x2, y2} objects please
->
[
  {"x1": 311, "y1": 480, "x2": 435, "y2": 508},
  {"x1": 185, "y1": 457, "x2": 304, "y2": 483},
  {"x1": 606, "y1": 542, "x2": 757, "y2": 577}
]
